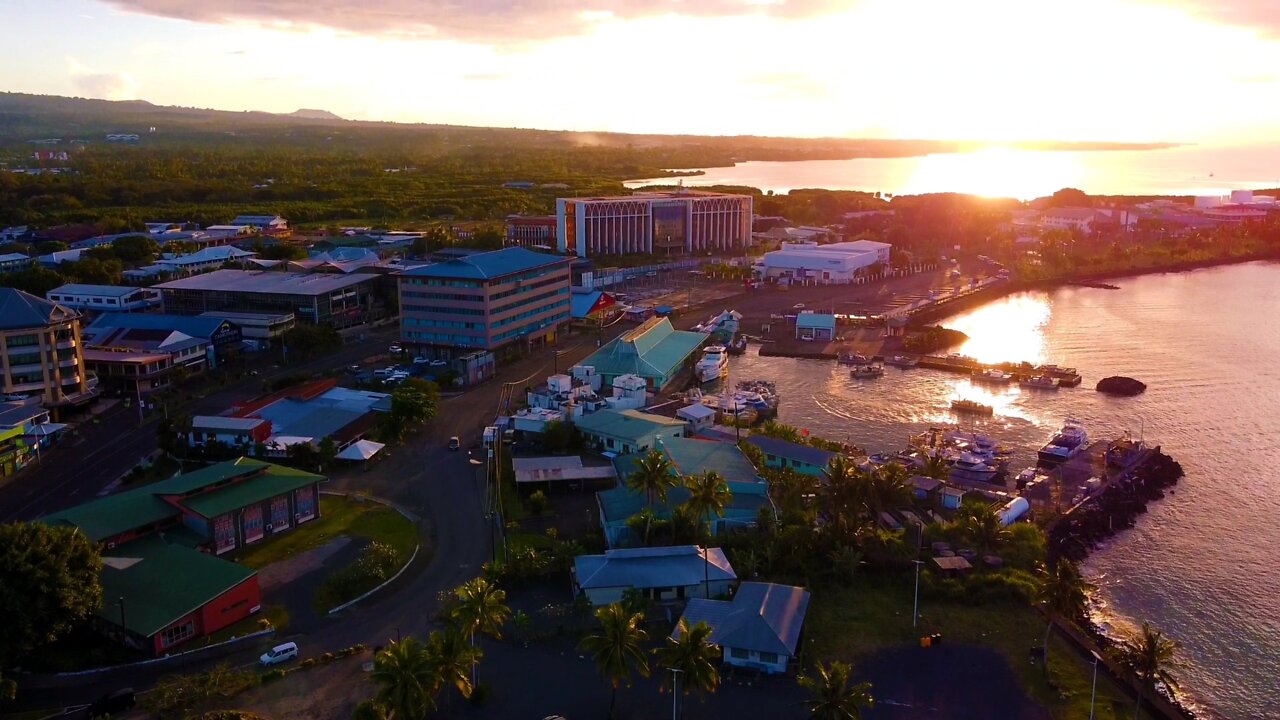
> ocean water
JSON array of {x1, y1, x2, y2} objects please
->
[
  {"x1": 724, "y1": 261, "x2": 1280, "y2": 719},
  {"x1": 625, "y1": 144, "x2": 1280, "y2": 199}
]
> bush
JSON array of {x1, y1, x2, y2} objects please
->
[
  {"x1": 300, "y1": 658, "x2": 317, "y2": 668},
  {"x1": 320, "y1": 652, "x2": 336, "y2": 664},
  {"x1": 526, "y1": 490, "x2": 549, "y2": 515},
  {"x1": 260, "y1": 668, "x2": 286, "y2": 683}
]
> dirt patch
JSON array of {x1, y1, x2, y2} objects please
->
[
  {"x1": 211, "y1": 655, "x2": 374, "y2": 720},
  {"x1": 257, "y1": 537, "x2": 354, "y2": 591}
]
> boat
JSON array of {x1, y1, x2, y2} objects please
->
[
  {"x1": 885, "y1": 355, "x2": 919, "y2": 368},
  {"x1": 1037, "y1": 419, "x2": 1089, "y2": 465},
  {"x1": 1019, "y1": 374, "x2": 1059, "y2": 390},
  {"x1": 695, "y1": 345, "x2": 729, "y2": 383},
  {"x1": 837, "y1": 351, "x2": 870, "y2": 365},
  {"x1": 972, "y1": 368, "x2": 1012, "y2": 384},
  {"x1": 951, "y1": 399, "x2": 994, "y2": 415},
  {"x1": 948, "y1": 451, "x2": 1001, "y2": 482},
  {"x1": 850, "y1": 363, "x2": 884, "y2": 379},
  {"x1": 726, "y1": 336, "x2": 748, "y2": 355},
  {"x1": 943, "y1": 429, "x2": 1005, "y2": 459}
]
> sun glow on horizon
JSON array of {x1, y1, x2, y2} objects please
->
[{"x1": 901, "y1": 148, "x2": 1086, "y2": 200}]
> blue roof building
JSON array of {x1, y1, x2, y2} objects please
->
[
  {"x1": 578, "y1": 317, "x2": 708, "y2": 390},
  {"x1": 398, "y1": 247, "x2": 573, "y2": 359},
  {"x1": 795, "y1": 313, "x2": 836, "y2": 341},
  {"x1": 573, "y1": 546, "x2": 736, "y2": 605},
  {"x1": 745, "y1": 435, "x2": 836, "y2": 476},
  {"x1": 676, "y1": 582, "x2": 811, "y2": 674}
]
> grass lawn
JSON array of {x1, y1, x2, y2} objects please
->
[
  {"x1": 204, "y1": 604, "x2": 292, "y2": 646},
  {"x1": 231, "y1": 495, "x2": 418, "y2": 570},
  {"x1": 806, "y1": 572, "x2": 1136, "y2": 720}
]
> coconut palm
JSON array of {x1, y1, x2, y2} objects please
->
[
  {"x1": 578, "y1": 603, "x2": 651, "y2": 718},
  {"x1": 865, "y1": 463, "x2": 913, "y2": 518},
  {"x1": 797, "y1": 661, "x2": 875, "y2": 720},
  {"x1": 921, "y1": 451, "x2": 950, "y2": 481},
  {"x1": 450, "y1": 577, "x2": 510, "y2": 686},
  {"x1": 425, "y1": 628, "x2": 482, "y2": 702},
  {"x1": 371, "y1": 637, "x2": 438, "y2": 720},
  {"x1": 956, "y1": 501, "x2": 1009, "y2": 554},
  {"x1": 1037, "y1": 558, "x2": 1092, "y2": 672},
  {"x1": 627, "y1": 449, "x2": 677, "y2": 543},
  {"x1": 820, "y1": 456, "x2": 869, "y2": 539},
  {"x1": 683, "y1": 470, "x2": 731, "y2": 539},
  {"x1": 1110, "y1": 621, "x2": 1179, "y2": 720},
  {"x1": 654, "y1": 619, "x2": 721, "y2": 720}
]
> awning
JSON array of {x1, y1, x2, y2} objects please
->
[
  {"x1": 336, "y1": 439, "x2": 386, "y2": 461},
  {"x1": 26, "y1": 423, "x2": 68, "y2": 437}
]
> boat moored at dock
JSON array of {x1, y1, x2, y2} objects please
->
[
  {"x1": 951, "y1": 399, "x2": 994, "y2": 415},
  {"x1": 1038, "y1": 419, "x2": 1089, "y2": 465},
  {"x1": 696, "y1": 345, "x2": 729, "y2": 383},
  {"x1": 851, "y1": 363, "x2": 885, "y2": 379},
  {"x1": 1019, "y1": 374, "x2": 1059, "y2": 390}
]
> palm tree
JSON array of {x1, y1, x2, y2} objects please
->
[
  {"x1": 654, "y1": 619, "x2": 720, "y2": 720},
  {"x1": 1037, "y1": 558, "x2": 1092, "y2": 672},
  {"x1": 627, "y1": 449, "x2": 677, "y2": 543},
  {"x1": 821, "y1": 456, "x2": 869, "y2": 539},
  {"x1": 425, "y1": 628, "x2": 482, "y2": 703},
  {"x1": 451, "y1": 577, "x2": 510, "y2": 686},
  {"x1": 865, "y1": 463, "x2": 913, "y2": 518},
  {"x1": 371, "y1": 637, "x2": 438, "y2": 720},
  {"x1": 921, "y1": 451, "x2": 949, "y2": 481},
  {"x1": 682, "y1": 470, "x2": 731, "y2": 538},
  {"x1": 956, "y1": 501, "x2": 1009, "y2": 554},
  {"x1": 797, "y1": 661, "x2": 875, "y2": 720},
  {"x1": 1110, "y1": 621, "x2": 1179, "y2": 720},
  {"x1": 578, "y1": 603, "x2": 651, "y2": 718}
]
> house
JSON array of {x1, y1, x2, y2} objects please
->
[
  {"x1": 676, "y1": 403, "x2": 717, "y2": 434},
  {"x1": 573, "y1": 545, "x2": 736, "y2": 605},
  {"x1": 0, "y1": 252, "x2": 33, "y2": 273},
  {"x1": 574, "y1": 408, "x2": 688, "y2": 456},
  {"x1": 745, "y1": 435, "x2": 835, "y2": 476},
  {"x1": 570, "y1": 289, "x2": 618, "y2": 321},
  {"x1": 46, "y1": 284, "x2": 162, "y2": 313},
  {"x1": 1039, "y1": 207, "x2": 1097, "y2": 234},
  {"x1": 909, "y1": 475, "x2": 943, "y2": 500},
  {"x1": 598, "y1": 437, "x2": 772, "y2": 547},
  {"x1": 795, "y1": 313, "x2": 836, "y2": 342},
  {"x1": 42, "y1": 458, "x2": 323, "y2": 654},
  {"x1": 676, "y1": 582, "x2": 811, "y2": 674},
  {"x1": 229, "y1": 215, "x2": 289, "y2": 237},
  {"x1": 577, "y1": 317, "x2": 708, "y2": 391},
  {"x1": 188, "y1": 416, "x2": 274, "y2": 451},
  {"x1": 154, "y1": 246, "x2": 258, "y2": 275}
]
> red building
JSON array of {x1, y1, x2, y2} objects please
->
[
  {"x1": 505, "y1": 215, "x2": 558, "y2": 248},
  {"x1": 43, "y1": 458, "x2": 323, "y2": 654}
]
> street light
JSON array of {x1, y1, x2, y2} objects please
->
[
  {"x1": 668, "y1": 667, "x2": 685, "y2": 720},
  {"x1": 1089, "y1": 651, "x2": 1100, "y2": 720},
  {"x1": 912, "y1": 560, "x2": 924, "y2": 627}
]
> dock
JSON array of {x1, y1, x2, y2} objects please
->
[{"x1": 916, "y1": 354, "x2": 1084, "y2": 386}]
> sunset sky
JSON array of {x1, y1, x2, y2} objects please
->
[{"x1": 5, "y1": 0, "x2": 1280, "y2": 142}]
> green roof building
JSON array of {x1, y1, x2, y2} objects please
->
[
  {"x1": 577, "y1": 317, "x2": 707, "y2": 390},
  {"x1": 574, "y1": 409, "x2": 688, "y2": 456}
]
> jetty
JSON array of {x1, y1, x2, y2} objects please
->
[{"x1": 916, "y1": 354, "x2": 1084, "y2": 386}]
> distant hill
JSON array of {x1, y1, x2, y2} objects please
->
[{"x1": 289, "y1": 109, "x2": 344, "y2": 121}]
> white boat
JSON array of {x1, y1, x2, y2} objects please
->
[
  {"x1": 1019, "y1": 374, "x2": 1059, "y2": 390},
  {"x1": 943, "y1": 429, "x2": 1004, "y2": 458},
  {"x1": 1038, "y1": 419, "x2": 1089, "y2": 465},
  {"x1": 972, "y1": 368, "x2": 1012, "y2": 384},
  {"x1": 948, "y1": 451, "x2": 1001, "y2": 482},
  {"x1": 951, "y1": 399, "x2": 994, "y2": 415},
  {"x1": 885, "y1": 355, "x2": 919, "y2": 367},
  {"x1": 850, "y1": 363, "x2": 884, "y2": 379},
  {"x1": 696, "y1": 345, "x2": 729, "y2": 383}
]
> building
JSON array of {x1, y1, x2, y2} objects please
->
[
  {"x1": 570, "y1": 289, "x2": 619, "y2": 321},
  {"x1": 193, "y1": 380, "x2": 389, "y2": 455},
  {"x1": 745, "y1": 435, "x2": 836, "y2": 476},
  {"x1": 153, "y1": 246, "x2": 258, "y2": 275},
  {"x1": 0, "y1": 288, "x2": 96, "y2": 409},
  {"x1": 1039, "y1": 207, "x2": 1098, "y2": 233},
  {"x1": 556, "y1": 190, "x2": 752, "y2": 257},
  {"x1": 577, "y1": 317, "x2": 708, "y2": 390},
  {"x1": 398, "y1": 247, "x2": 573, "y2": 359},
  {"x1": 598, "y1": 437, "x2": 771, "y2": 547},
  {"x1": 199, "y1": 311, "x2": 295, "y2": 346},
  {"x1": 46, "y1": 284, "x2": 162, "y2": 313},
  {"x1": 84, "y1": 313, "x2": 243, "y2": 364},
  {"x1": 573, "y1": 546, "x2": 737, "y2": 605},
  {"x1": 229, "y1": 215, "x2": 290, "y2": 237},
  {"x1": 0, "y1": 252, "x2": 33, "y2": 273},
  {"x1": 82, "y1": 350, "x2": 178, "y2": 398},
  {"x1": 42, "y1": 458, "x2": 323, "y2": 654},
  {"x1": 155, "y1": 270, "x2": 382, "y2": 328},
  {"x1": 505, "y1": 215, "x2": 558, "y2": 248},
  {"x1": 188, "y1": 416, "x2": 273, "y2": 450},
  {"x1": 795, "y1": 313, "x2": 836, "y2": 342},
  {"x1": 676, "y1": 582, "x2": 811, "y2": 674},
  {"x1": 575, "y1": 408, "x2": 688, "y2": 455},
  {"x1": 755, "y1": 241, "x2": 891, "y2": 285},
  {"x1": 0, "y1": 402, "x2": 54, "y2": 475}
]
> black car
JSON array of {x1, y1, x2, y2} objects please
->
[{"x1": 88, "y1": 688, "x2": 135, "y2": 718}]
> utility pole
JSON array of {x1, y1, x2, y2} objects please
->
[{"x1": 912, "y1": 560, "x2": 924, "y2": 627}]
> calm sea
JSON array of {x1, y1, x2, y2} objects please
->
[
  {"x1": 724, "y1": 262, "x2": 1280, "y2": 719},
  {"x1": 625, "y1": 144, "x2": 1280, "y2": 199}
]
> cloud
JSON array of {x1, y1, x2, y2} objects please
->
[
  {"x1": 67, "y1": 59, "x2": 140, "y2": 100},
  {"x1": 101, "y1": 0, "x2": 842, "y2": 41}
]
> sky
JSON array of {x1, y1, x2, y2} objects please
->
[{"x1": 4, "y1": 0, "x2": 1280, "y2": 143}]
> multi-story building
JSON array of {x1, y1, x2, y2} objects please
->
[
  {"x1": 556, "y1": 190, "x2": 753, "y2": 257},
  {"x1": 0, "y1": 288, "x2": 96, "y2": 409},
  {"x1": 398, "y1": 247, "x2": 572, "y2": 359},
  {"x1": 46, "y1": 284, "x2": 163, "y2": 313},
  {"x1": 154, "y1": 270, "x2": 382, "y2": 328},
  {"x1": 505, "y1": 215, "x2": 558, "y2": 248}
]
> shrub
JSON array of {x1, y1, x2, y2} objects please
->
[
  {"x1": 300, "y1": 658, "x2": 317, "y2": 668},
  {"x1": 320, "y1": 652, "x2": 336, "y2": 664},
  {"x1": 260, "y1": 669, "x2": 286, "y2": 684}
]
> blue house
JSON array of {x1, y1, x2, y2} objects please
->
[
  {"x1": 676, "y1": 582, "x2": 811, "y2": 675},
  {"x1": 795, "y1": 313, "x2": 836, "y2": 341},
  {"x1": 745, "y1": 435, "x2": 836, "y2": 476}
]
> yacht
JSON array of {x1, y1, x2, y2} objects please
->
[
  {"x1": 696, "y1": 345, "x2": 729, "y2": 383},
  {"x1": 951, "y1": 399, "x2": 994, "y2": 415},
  {"x1": 948, "y1": 451, "x2": 1001, "y2": 482},
  {"x1": 851, "y1": 363, "x2": 884, "y2": 379},
  {"x1": 1038, "y1": 419, "x2": 1089, "y2": 465},
  {"x1": 972, "y1": 368, "x2": 1012, "y2": 384},
  {"x1": 1019, "y1": 374, "x2": 1059, "y2": 390}
]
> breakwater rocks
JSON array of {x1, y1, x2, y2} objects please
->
[
  {"x1": 1096, "y1": 375, "x2": 1148, "y2": 396},
  {"x1": 1048, "y1": 449, "x2": 1184, "y2": 564}
]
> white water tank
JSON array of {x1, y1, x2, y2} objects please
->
[
  {"x1": 998, "y1": 497, "x2": 1031, "y2": 526},
  {"x1": 1194, "y1": 195, "x2": 1224, "y2": 208},
  {"x1": 1230, "y1": 190, "x2": 1254, "y2": 205}
]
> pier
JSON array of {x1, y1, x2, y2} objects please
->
[{"x1": 916, "y1": 354, "x2": 1084, "y2": 386}]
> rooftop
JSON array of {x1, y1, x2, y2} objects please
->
[
  {"x1": 399, "y1": 247, "x2": 571, "y2": 281},
  {"x1": 573, "y1": 409, "x2": 686, "y2": 443},
  {"x1": 564, "y1": 190, "x2": 749, "y2": 202},
  {"x1": 154, "y1": 269, "x2": 373, "y2": 295},
  {"x1": 579, "y1": 317, "x2": 707, "y2": 383},
  {"x1": 87, "y1": 313, "x2": 236, "y2": 342},
  {"x1": 192, "y1": 416, "x2": 269, "y2": 431},
  {"x1": 0, "y1": 287, "x2": 79, "y2": 330},
  {"x1": 574, "y1": 546, "x2": 735, "y2": 590},
  {"x1": 746, "y1": 435, "x2": 836, "y2": 468},
  {"x1": 100, "y1": 536, "x2": 256, "y2": 637},
  {"x1": 677, "y1": 582, "x2": 811, "y2": 656},
  {"x1": 795, "y1": 313, "x2": 836, "y2": 331}
]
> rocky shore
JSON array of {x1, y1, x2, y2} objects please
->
[{"x1": 1048, "y1": 449, "x2": 1184, "y2": 564}]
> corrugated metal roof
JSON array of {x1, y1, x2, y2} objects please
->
[
  {"x1": 87, "y1": 313, "x2": 233, "y2": 341},
  {"x1": 399, "y1": 247, "x2": 570, "y2": 280},
  {"x1": 579, "y1": 318, "x2": 707, "y2": 383},
  {"x1": 155, "y1": 269, "x2": 372, "y2": 295},
  {"x1": 574, "y1": 409, "x2": 685, "y2": 443},
  {"x1": 192, "y1": 416, "x2": 268, "y2": 431},
  {"x1": 795, "y1": 313, "x2": 836, "y2": 330},
  {"x1": 677, "y1": 582, "x2": 811, "y2": 656},
  {"x1": 746, "y1": 435, "x2": 836, "y2": 468},
  {"x1": 574, "y1": 546, "x2": 735, "y2": 590},
  {"x1": 0, "y1": 288, "x2": 78, "y2": 330},
  {"x1": 49, "y1": 283, "x2": 145, "y2": 298}
]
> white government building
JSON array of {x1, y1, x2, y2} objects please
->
[{"x1": 754, "y1": 240, "x2": 892, "y2": 285}]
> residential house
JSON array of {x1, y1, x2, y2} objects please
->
[
  {"x1": 676, "y1": 582, "x2": 811, "y2": 674},
  {"x1": 0, "y1": 252, "x2": 33, "y2": 273},
  {"x1": 745, "y1": 435, "x2": 835, "y2": 476},
  {"x1": 573, "y1": 546, "x2": 737, "y2": 605},
  {"x1": 575, "y1": 408, "x2": 687, "y2": 456}
]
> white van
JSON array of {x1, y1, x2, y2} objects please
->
[{"x1": 259, "y1": 642, "x2": 299, "y2": 666}]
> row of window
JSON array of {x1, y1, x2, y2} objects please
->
[
  {"x1": 491, "y1": 311, "x2": 568, "y2": 343},
  {"x1": 490, "y1": 284, "x2": 568, "y2": 316},
  {"x1": 491, "y1": 297, "x2": 570, "y2": 329},
  {"x1": 488, "y1": 272, "x2": 566, "y2": 302},
  {"x1": 405, "y1": 330, "x2": 483, "y2": 346},
  {"x1": 407, "y1": 278, "x2": 481, "y2": 289},
  {"x1": 404, "y1": 318, "x2": 485, "y2": 331},
  {"x1": 401, "y1": 292, "x2": 486, "y2": 307}
]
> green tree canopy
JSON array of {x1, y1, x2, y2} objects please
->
[{"x1": 0, "y1": 523, "x2": 103, "y2": 665}]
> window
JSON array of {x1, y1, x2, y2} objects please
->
[
  {"x1": 759, "y1": 652, "x2": 779, "y2": 664},
  {"x1": 730, "y1": 648, "x2": 749, "y2": 660},
  {"x1": 160, "y1": 620, "x2": 196, "y2": 648}
]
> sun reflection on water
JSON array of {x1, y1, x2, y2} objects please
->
[{"x1": 942, "y1": 293, "x2": 1053, "y2": 365}]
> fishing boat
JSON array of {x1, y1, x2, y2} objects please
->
[
  {"x1": 1037, "y1": 419, "x2": 1089, "y2": 465},
  {"x1": 837, "y1": 351, "x2": 870, "y2": 365},
  {"x1": 948, "y1": 451, "x2": 1001, "y2": 482},
  {"x1": 734, "y1": 379, "x2": 781, "y2": 418},
  {"x1": 726, "y1": 335, "x2": 748, "y2": 355},
  {"x1": 885, "y1": 355, "x2": 919, "y2": 368},
  {"x1": 971, "y1": 368, "x2": 1012, "y2": 384},
  {"x1": 850, "y1": 363, "x2": 884, "y2": 379},
  {"x1": 695, "y1": 345, "x2": 729, "y2": 383},
  {"x1": 951, "y1": 399, "x2": 994, "y2": 415},
  {"x1": 1019, "y1": 374, "x2": 1059, "y2": 390}
]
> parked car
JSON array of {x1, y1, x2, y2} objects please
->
[
  {"x1": 260, "y1": 642, "x2": 299, "y2": 666},
  {"x1": 389, "y1": 344, "x2": 403, "y2": 354},
  {"x1": 429, "y1": 359, "x2": 448, "y2": 367},
  {"x1": 793, "y1": 303, "x2": 806, "y2": 309},
  {"x1": 413, "y1": 356, "x2": 429, "y2": 364},
  {"x1": 448, "y1": 436, "x2": 461, "y2": 451}
]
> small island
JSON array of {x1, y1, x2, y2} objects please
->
[{"x1": 1096, "y1": 376, "x2": 1147, "y2": 396}]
